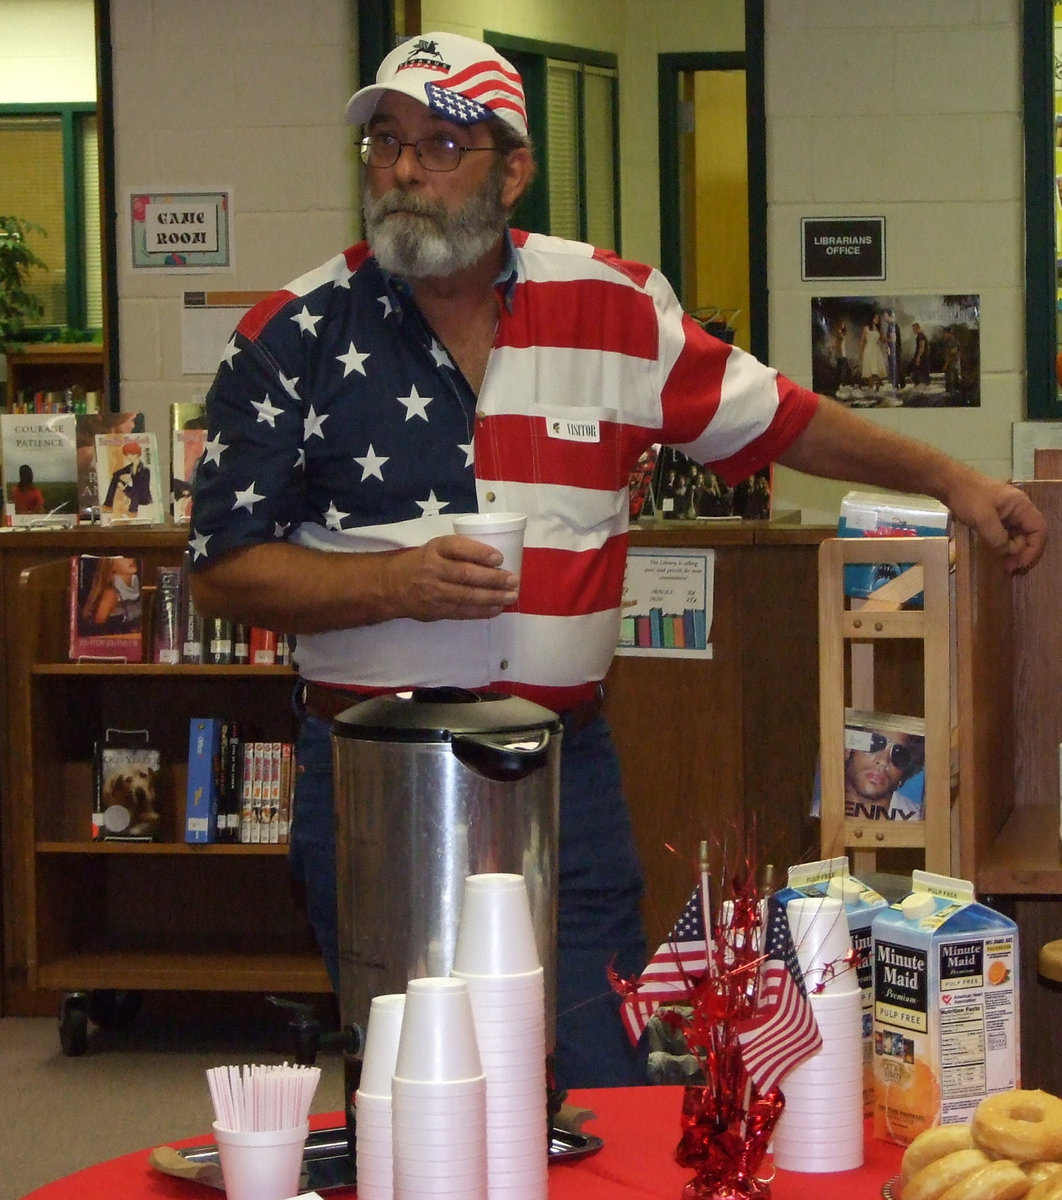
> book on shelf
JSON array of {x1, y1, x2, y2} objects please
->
[
  {"x1": 95, "y1": 430, "x2": 164, "y2": 524},
  {"x1": 204, "y1": 615, "x2": 235, "y2": 664},
  {"x1": 185, "y1": 717, "x2": 222, "y2": 843},
  {"x1": 170, "y1": 402, "x2": 207, "y2": 525},
  {"x1": 75, "y1": 411, "x2": 146, "y2": 513},
  {"x1": 0, "y1": 412, "x2": 78, "y2": 527},
  {"x1": 93, "y1": 728, "x2": 161, "y2": 841},
  {"x1": 811, "y1": 708, "x2": 927, "y2": 822},
  {"x1": 220, "y1": 721, "x2": 243, "y2": 843},
  {"x1": 69, "y1": 554, "x2": 144, "y2": 662},
  {"x1": 249, "y1": 627, "x2": 278, "y2": 665},
  {"x1": 178, "y1": 551, "x2": 204, "y2": 663},
  {"x1": 650, "y1": 444, "x2": 771, "y2": 521},
  {"x1": 837, "y1": 490, "x2": 949, "y2": 606},
  {"x1": 151, "y1": 564, "x2": 183, "y2": 664}
]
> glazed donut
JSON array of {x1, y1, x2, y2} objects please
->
[
  {"x1": 903, "y1": 1149, "x2": 991, "y2": 1200},
  {"x1": 973, "y1": 1091, "x2": 1062, "y2": 1162},
  {"x1": 1027, "y1": 1170, "x2": 1062, "y2": 1200},
  {"x1": 1025, "y1": 1163, "x2": 1062, "y2": 1187},
  {"x1": 936, "y1": 1159, "x2": 1031, "y2": 1200},
  {"x1": 902, "y1": 1125, "x2": 977, "y2": 1186}
]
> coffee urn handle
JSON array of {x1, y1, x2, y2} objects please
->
[{"x1": 451, "y1": 730, "x2": 552, "y2": 781}]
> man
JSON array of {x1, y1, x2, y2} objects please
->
[
  {"x1": 907, "y1": 322, "x2": 930, "y2": 387},
  {"x1": 188, "y1": 31, "x2": 1046, "y2": 1088},
  {"x1": 844, "y1": 727, "x2": 926, "y2": 820}
]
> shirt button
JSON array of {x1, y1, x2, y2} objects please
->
[
  {"x1": 476, "y1": 410, "x2": 487, "y2": 421},
  {"x1": 485, "y1": 491, "x2": 496, "y2": 503},
  {"x1": 499, "y1": 659, "x2": 509, "y2": 670}
]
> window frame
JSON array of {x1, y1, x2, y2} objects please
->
[
  {"x1": 0, "y1": 100, "x2": 99, "y2": 335},
  {"x1": 485, "y1": 31, "x2": 620, "y2": 248},
  {"x1": 1023, "y1": 1, "x2": 1061, "y2": 419}
]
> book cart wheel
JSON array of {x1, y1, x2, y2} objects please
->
[
  {"x1": 87, "y1": 988, "x2": 143, "y2": 1030},
  {"x1": 58, "y1": 992, "x2": 89, "y2": 1056}
]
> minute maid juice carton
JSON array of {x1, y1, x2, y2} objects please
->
[
  {"x1": 871, "y1": 870, "x2": 1020, "y2": 1146},
  {"x1": 781, "y1": 857, "x2": 888, "y2": 1115}
]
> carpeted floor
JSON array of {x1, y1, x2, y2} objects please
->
[{"x1": 2, "y1": 992, "x2": 345, "y2": 1200}]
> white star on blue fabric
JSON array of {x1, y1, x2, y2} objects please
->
[
  {"x1": 416, "y1": 489, "x2": 449, "y2": 518},
  {"x1": 429, "y1": 339, "x2": 452, "y2": 369},
  {"x1": 333, "y1": 263, "x2": 354, "y2": 289},
  {"x1": 292, "y1": 305, "x2": 322, "y2": 335},
  {"x1": 337, "y1": 341, "x2": 370, "y2": 376},
  {"x1": 304, "y1": 406, "x2": 328, "y2": 440},
  {"x1": 233, "y1": 483, "x2": 265, "y2": 513},
  {"x1": 398, "y1": 385, "x2": 432, "y2": 422},
  {"x1": 252, "y1": 394, "x2": 284, "y2": 427},
  {"x1": 279, "y1": 371, "x2": 300, "y2": 399},
  {"x1": 220, "y1": 338, "x2": 240, "y2": 368},
  {"x1": 295, "y1": 447, "x2": 306, "y2": 470},
  {"x1": 459, "y1": 441, "x2": 474, "y2": 468},
  {"x1": 354, "y1": 444, "x2": 389, "y2": 481},
  {"x1": 189, "y1": 530, "x2": 211, "y2": 560},
  {"x1": 202, "y1": 435, "x2": 227, "y2": 467},
  {"x1": 378, "y1": 294, "x2": 395, "y2": 318},
  {"x1": 324, "y1": 501, "x2": 350, "y2": 530}
]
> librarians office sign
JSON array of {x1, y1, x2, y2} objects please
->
[{"x1": 801, "y1": 217, "x2": 885, "y2": 282}]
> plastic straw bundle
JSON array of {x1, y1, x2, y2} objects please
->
[{"x1": 206, "y1": 1062, "x2": 321, "y2": 1131}]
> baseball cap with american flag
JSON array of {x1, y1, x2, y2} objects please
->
[{"x1": 345, "y1": 31, "x2": 528, "y2": 137}]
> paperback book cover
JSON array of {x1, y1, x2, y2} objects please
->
[
  {"x1": 93, "y1": 729, "x2": 160, "y2": 841},
  {"x1": 811, "y1": 708, "x2": 927, "y2": 822},
  {"x1": 75, "y1": 411, "x2": 146, "y2": 513},
  {"x1": 95, "y1": 431, "x2": 164, "y2": 524},
  {"x1": 172, "y1": 426, "x2": 207, "y2": 523},
  {"x1": 69, "y1": 554, "x2": 144, "y2": 662},
  {"x1": 0, "y1": 412, "x2": 78, "y2": 526}
]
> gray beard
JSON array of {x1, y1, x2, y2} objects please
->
[{"x1": 363, "y1": 171, "x2": 509, "y2": 279}]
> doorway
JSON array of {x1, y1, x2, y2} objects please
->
[{"x1": 658, "y1": 41, "x2": 767, "y2": 362}]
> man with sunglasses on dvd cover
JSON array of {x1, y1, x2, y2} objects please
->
[
  {"x1": 845, "y1": 726, "x2": 927, "y2": 821},
  {"x1": 188, "y1": 31, "x2": 1046, "y2": 1088}
]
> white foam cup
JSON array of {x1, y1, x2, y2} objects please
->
[
  {"x1": 388, "y1": 1079, "x2": 486, "y2": 1110},
  {"x1": 786, "y1": 897, "x2": 853, "y2": 989},
  {"x1": 453, "y1": 875, "x2": 541, "y2": 977},
  {"x1": 453, "y1": 512, "x2": 527, "y2": 577},
  {"x1": 393, "y1": 977, "x2": 482, "y2": 1083},
  {"x1": 212, "y1": 1121, "x2": 309, "y2": 1200},
  {"x1": 359, "y1": 992, "x2": 406, "y2": 1097}
]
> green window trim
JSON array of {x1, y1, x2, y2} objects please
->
[{"x1": 0, "y1": 101, "x2": 100, "y2": 337}]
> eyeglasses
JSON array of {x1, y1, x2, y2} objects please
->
[
  {"x1": 359, "y1": 133, "x2": 501, "y2": 173},
  {"x1": 865, "y1": 732, "x2": 917, "y2": 773}
]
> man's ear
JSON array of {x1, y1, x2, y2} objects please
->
[{"x1": 501, "y1": 147, "x2": 535, "y2": 211}]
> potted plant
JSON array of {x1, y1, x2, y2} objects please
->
[{"x1": 0, "y1": 215, "x2": 47, "y2": 345}]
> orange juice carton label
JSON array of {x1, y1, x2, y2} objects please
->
[
  {"x1": 871, "y1": 869, "x2": 1020, "y2": 1147},
  {"x1": 784, "y1": 857, "x2": 889, "y2": 1116}
]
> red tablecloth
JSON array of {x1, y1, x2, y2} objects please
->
[{"x1": 22, "y1": 1085, "x2": 902, "y2": 1199}]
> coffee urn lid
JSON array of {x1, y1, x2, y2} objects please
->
[{"x1": 330, "y1": 686, "x2": 561, "y2": 743}]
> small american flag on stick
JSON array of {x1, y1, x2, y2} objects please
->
[
  {"x1": 734, "y1": 895, "x2": 822, "y2": 1093},
  {"x1": 620, "y1": 887, "x2": 707, "y2": 1044}
]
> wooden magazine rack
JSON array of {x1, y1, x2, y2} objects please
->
[{"x1": 817, "y1": 535, "x2": 956, "y2": 875}]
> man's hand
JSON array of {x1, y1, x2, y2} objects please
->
[
  {"x1": 944, "y1": 476, "x2": 1047, "y2": 576},
  {"x1": 383, "y1": 534, "x2": 520, "y2": 621}
]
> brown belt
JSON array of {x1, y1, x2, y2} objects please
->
[{"x1": 301, "y1": 681, "x2": 604, "y2": 734}]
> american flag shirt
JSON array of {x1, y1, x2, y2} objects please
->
[{"x1": 189, "y1": 230, "x2": 818, "y2": 711}]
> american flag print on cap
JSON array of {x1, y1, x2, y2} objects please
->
[{"x1": 345, "y1": 31, "x2": 528, "y2": 136}]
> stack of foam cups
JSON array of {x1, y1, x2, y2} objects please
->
[
  {"x1": 771, "y1": 895, "x2": 864, "y2": 1173},
  {"x1": 451, "y1": 873, "x2": 548, "y2": 1200},
  {"x1": 354, "y1": 993, "x2": 406, "y2": 1200},
  {"x1": 391, "y1": 977, "x2": 487, "y2": 1200}
]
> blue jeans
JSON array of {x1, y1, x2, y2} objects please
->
[{"x1": 288, "y1": 708, "x2": 648, "y2": 1089}]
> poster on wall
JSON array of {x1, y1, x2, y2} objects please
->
[
  {"x1": 810, "y1": 294, "x2": 980, "y2": 409},
  {"x1": 129, "y1": 190, "x2": 232, "y2": 271},
  {"x1": 615, "y1": 548, "x2": 715, "y2": 659}
]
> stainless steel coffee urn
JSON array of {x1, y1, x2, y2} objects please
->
[{"x1": 330, "y1": 687, "x2": 562, "y2": 1149}]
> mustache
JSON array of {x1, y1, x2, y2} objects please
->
[{"x1": 368, "y1": 191, "x2": 446, "y2": 221}]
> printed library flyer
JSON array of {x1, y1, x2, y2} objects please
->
[{"x1": 616, "y1": 547, "x2": 715, "y2": 658}]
